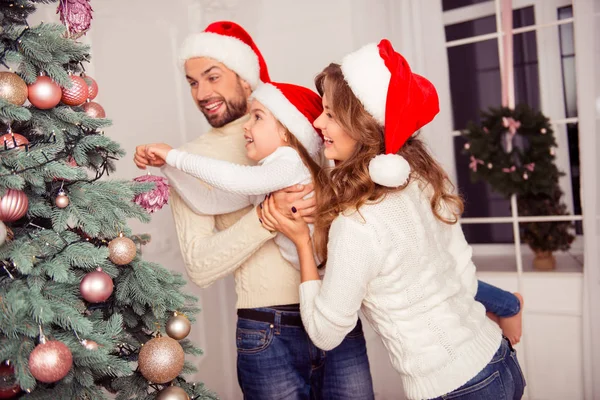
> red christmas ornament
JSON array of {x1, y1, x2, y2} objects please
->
[
  {"x1": 0, "y1": 189, "x2": 28, "y2": 222},
  {"x1": 81, "y1": 101, "x2": 106, "y2": 118},
  {"x1": 80, "y1": 267, "x2": 113, "y2": 303},
  {"x1": 28, "y1": 340, "x2": 73, "y2": 383},
  {"x1": 82, "y1": 75, "x2": 98, "y2": 100},
  {"x1": 28, "y1": 76, "x2": 62, "y2": 109},
  {"x1": 61, "y1": 75, "x2": 88, "y2": 106},
  {"x1": 0, "y1": 362, "x2": 20, "y2": 399},
  {"x1": 1, "y1": 133, "x2": 28, "y2": 150}
]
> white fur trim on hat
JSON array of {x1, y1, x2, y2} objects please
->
[
  {"x1": 250, "y1": 83, "x2": 322, "y2": 158},
  {"x1": 340, "y1": 43, "x2": 390, "y2": 125},
  {"x1": 368, "y1": 154, "x2": 410, "y2": 187},
  {"x1": 179, "y1": 32, "x2": 260, "y2": 88}
]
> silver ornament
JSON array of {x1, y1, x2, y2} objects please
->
[
  {"x1": 156, "y1": 386, "x2": 190, "y2": 400},
  {"x1": 0, "y1": 221, "x2": 6, "y2": 246},
  {"x1": 166, "y1": 314, "x2": 191, "y2": 340}
]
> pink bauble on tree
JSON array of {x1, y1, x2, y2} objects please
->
[
  {"x1": 28, "y1": 339, "x2": 73, "y2": 383},
  {"x1": 82, "y1": 101, "x2": 105, "y2": 118},
  {"x1": 0, "y1": 362, "x2": 20, "y2": 399},
  {"x1": 80, "y1": 267, "x2": 113, "y2": 303},
  {"x1": 28, "y1": 75, "x2": 62, "y2": 109},
  {"x1": 133, "y1": 175, "x2": 169, "y2": 213},
  {"x1": 61, "y1": 75, "x2": 88, "y2": 106},
  {"x1": 57, "y1": 0, "x2": 93, "y2": 38},
  {"x1": 1, "y1": 133, "x2": 29, "y2": 150},
  {"x1": 0, "y1": 189, "x2": 28, "y2": 222},
  {"x1": 82, "y1": 75, "x2": 98, "y2": 100}
]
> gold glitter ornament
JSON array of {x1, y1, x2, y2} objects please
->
[
  {"x1": 138, "y1": 336, "x2": 184, "y2": 384},
  {"x1": 0, "y1": 72, "x2": 28, "y2": 105},
  {"x1": 108, "y1": 233, "x2": 136, "y2": 265},
  {"x1": 156, "y1": 386, "x2": 190, "y2": 400}
]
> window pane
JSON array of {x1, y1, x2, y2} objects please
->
[
  {"x1": 448, "y1": 38, "x2": 501, "y2": 130},
  {"x1": 445, "y1": 14, "x2": 496, "y2": 42},
  {"x1": 558, "y1": 6, "x2": 582, "y2": 233},
  {"x1": 442, "y1": 0, "x2": 492, "y2": 12},
  {"x1": 513, "y1": 6, "x2": 535, "y2": 29},
  {"x1": 513, "y1": 31, "x2": 540, "y2": 109}
]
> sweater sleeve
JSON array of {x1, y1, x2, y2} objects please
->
[
  {"x1": 448, "y1": 221, "x2": 478, "y2": 297},
  {"x1": 162, "y1": 165, "x2": 252, "y2": 215},
  {"x1": 299, "y1": 216, "x2": 383, "y2": 350},
  {"x1": 169, "y1": 188, "x2": 275, "y2": 288},
  {"x1": 165, "y1": 147, "x2": 305, "y2": 195}
]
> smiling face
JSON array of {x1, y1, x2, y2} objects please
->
[
  {"x1": 313, "y1": 93, "x2": 358, "y2": 162},
  {"x1": 241, "y1": 99, "x2": 287, "y2": 161},
  {"x1": 184, "y1": 57, "x2": 252, "y2": 128}
]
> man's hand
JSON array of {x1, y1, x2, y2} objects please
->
[
  {"x1": 145, "y1": 143, "x2": 173, "y2": 163},
  {"x1": 271, "y1": 183, "x2": 316, "y2": 224},
  {"x1": 134, "y1": 144, "x2": 166, "y2": 169}
]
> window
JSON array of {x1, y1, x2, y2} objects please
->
[{"x1": 441, "y1": 0, "x2": 583, "y2": 270}]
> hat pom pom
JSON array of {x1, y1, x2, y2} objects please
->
[{"x1": 368, "y1": 154, "x2": 410, "y2": 187}]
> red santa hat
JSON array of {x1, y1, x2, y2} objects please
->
[
  {"x1": 250, "y1": 82, "x2": 323, "y2": 158},
  {"x1": 340, "y1": 39, "x2": 440, "y2": 187},
  {"x1": 179, "y1": 21, "x2": 270, "y2": 89}
]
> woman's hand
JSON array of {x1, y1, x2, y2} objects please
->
[
  {"x1": 144, "y1": 143, "x2": 173, "y2": 163},
  {"x1": 260, "y1": 194, "x2": 310, "y2": 246}
]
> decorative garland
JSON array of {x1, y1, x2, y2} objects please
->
[{"x1": 462, "y1": 104, "x2": 559, "y2": 197}]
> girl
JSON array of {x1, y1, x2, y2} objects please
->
[
  {"x1": 143, "y1": 81, "x2": 324, "y2": 269},
  {"x1": 261, "y1": 40, "x2": 525, "y2": 399}
]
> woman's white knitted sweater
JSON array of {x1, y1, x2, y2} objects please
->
[{"x1": 299, "y1": 178, "x2": 502, "y2": 400}]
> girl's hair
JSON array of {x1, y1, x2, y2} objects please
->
[
  {"x1": 313, "y1": 63, "x2": 463, "y2": 263},
  {"x1": 285, "y1": 132, "x2": 322, "y2": 186}
]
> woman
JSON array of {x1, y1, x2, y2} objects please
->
[{"x1": 261, "y1": 39, "x2": 525, "y2": 399}]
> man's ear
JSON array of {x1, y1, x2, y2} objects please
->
[{"x1": 240, "y1": 78, "x2": 253, "y2": 97}]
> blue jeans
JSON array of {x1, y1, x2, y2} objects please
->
[
  {"x1": 432, "y1": 337, "x2": 526, "y2": 400},
  {"x1": 236, "y1": 307, "x2": 374, "y2": 400},
  {"x1": 476, "y1": 280, "x2": 521, "y2": 318}
]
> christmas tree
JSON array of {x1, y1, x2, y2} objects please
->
[{"x1": 0, "y1": 1, "x2": 216, "y2": 399}]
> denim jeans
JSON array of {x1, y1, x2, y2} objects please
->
[
  {"x1": 476, "y1": 280, "x2": 521, "y2": 318},
  {"x1": 236, "y1": 307, "x2": 374, "y2": 400},
  {"x1": 432, "y1": 337, "x2": 526, "y2": 400}
]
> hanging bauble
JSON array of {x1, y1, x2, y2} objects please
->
[
  {"x1": 133, "y1": 175, "x2": 169, "y2": 213},
  {"x1": 166, "y1": 313, "x2": 191, "y2": 341},
  {"x1": 28, "y1": 340, "x2": 73, "y2": 383},
  {"x1": 81, "y1": 339, "x2": 99, "y2": 351},
  {"x1": 108, "y1": 234, "x2": 136, "y2": 265},
  {"x1": 0, "y1": 222, "x2": 6, "y2": 246},
  {"x1": 54, "y1": 190, "x2": 69, "y2": 209},
  {"x1": 156, "y1": 386, "x2": 190, "y2": 400},
  {"x1": 1, "y1": 133, "x2": 29, "y2": 150},
  {"x1": 0, "y1": 72, "x2": 28, "y2": 106},
  {"x1": 0, "y1": 362, "x2": 20, "y2": 399},
  {"x1": 82, "y1": 75, "x2": 98, "y2": 100},
  {"x1": 27, "y1": 75, "x2": 62, "y2": 109},
  {"x1": 0, "y1": 189, "x2": 28, "y2": 222},
  {"x1": 80, "y1": 267, "x2": 113, "y2": 303},
  {"x1": 61, "y1": 75, "x2": 88, "y2": 106},
  {"x1": 57, "y1": 0, "x2": 93, "y2": 38},
  {"x1": 81, "y1": 101, "x2": 106, "y2": 118},
  {"x1": 138, "y1": 336, "x2": 185, "y2": 384}
]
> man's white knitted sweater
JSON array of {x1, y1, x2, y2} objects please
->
[
  {"x1": 162, "y1": 116, "x2": 301, "y2": 309},
  {"x1": 299, "y1": 178, "x2": 502, "y2": 400}
]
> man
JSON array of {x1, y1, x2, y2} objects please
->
[{"x1": 134, "y1": 22, "x2": 374, "y2": 399}]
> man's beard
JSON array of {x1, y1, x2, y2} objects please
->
[{"x1": 200, "y1": 82, "x2": 248, "y2": 128}]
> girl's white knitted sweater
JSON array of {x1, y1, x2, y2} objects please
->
[
  {"x1": 299, "y1": 178, "x2": 502, "y2": 400},
  {"x1": 165, "y1": 146, "x2": 315, "y2": 269}
]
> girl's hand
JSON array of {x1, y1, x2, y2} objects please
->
[
  {"x1": 261, "y1": 194, "x2": 310, "y2": 246},
  {"x1": 144, "y1": 143, "x2": 173, "y2": 162}
]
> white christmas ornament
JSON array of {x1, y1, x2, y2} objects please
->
[
  {"x1": 368, "y1": 154, "x2": 411, "y2": 188},
  {"x1": 0, "y1": 221, "x2": 6, "y2": 246}
]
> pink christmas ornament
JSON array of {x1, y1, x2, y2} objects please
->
[
  {"x1": 0, "y1": 189, "x2": 28, "y2": 222},
  {"x1": 80, "y1": 268, "x2": 113, "y2": 303},
  {"x1": 57, "y1": 0, "x2": 93, "y2": 38},
  {"x1": 133, "y1": 175, "x2": 169, "y2": 213}
]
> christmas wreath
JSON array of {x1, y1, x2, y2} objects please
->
[
  {"x1": 462, "y1": 104, "x2": 559, "y2": 197},
  {"x1": 462, "y1": 104, "x2": 575, "y2": 255}
]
